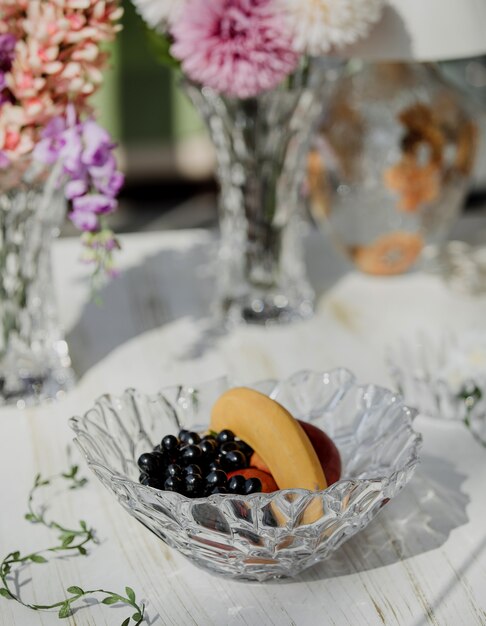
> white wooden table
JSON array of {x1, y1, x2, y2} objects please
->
[{"x1": 1, "y1": 227, "x2": 486, "y2": 626}]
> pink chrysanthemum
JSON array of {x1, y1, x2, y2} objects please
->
[{"x1": 171, "y1": 0, "x2": 299, "y2": 99}]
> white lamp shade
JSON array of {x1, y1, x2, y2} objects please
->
[{"x1": 347, "y1": 0, "x2": 486, "y2": 61}]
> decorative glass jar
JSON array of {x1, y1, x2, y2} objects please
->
[
  {"x1": 0, "y1": 162, "x2": 74, "y2": 405},
  {"x1": 309, "y1": 62, "x2": 476, "y2": 276}
]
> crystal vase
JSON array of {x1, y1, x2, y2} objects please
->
[
  {"x1": 0, "y1": 163, "x2": 75, "y2": 406},
  {"x1": 185, "y1": 61, "x2": 339, "y2": 324}
]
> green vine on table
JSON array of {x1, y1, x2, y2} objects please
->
[
  {"x1": 0, "y1": 465, "x2": 145, "y2": 625},
  {"x1": 456, "y1": 384, "x2": 486, "y2": 448}
]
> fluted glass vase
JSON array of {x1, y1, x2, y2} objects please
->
[
  {"x1": 185, "y1": 61, "x2": 338, "y2": 324},
  {"x1": 0, "y1": 162, "x2": 74, "y2": 406}
]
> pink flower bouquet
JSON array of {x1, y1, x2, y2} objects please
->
[
  {"x1": 0, "y1": 1, "x2": 123, "y2": 279},
  {"x1": 132, "y1": 0, "x2": 384, "y2": 98}
]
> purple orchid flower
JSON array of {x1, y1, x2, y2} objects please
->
[
  {"x1": 82, "y1": 119, "x2": 115, "y2": 168},
  {"x1": 97, "y1": 170, "x2": 125, "y2": 197},
  {"x1": 33, "y1": 117, "x2": 68, "y2": 164},
  {"x1": 59, "y1": 127, "x2": 84, "y2": 176},
  {"x1": 72, "y1": 193, "x2": 117, "y2": 215},
  {"x1": 33, "y1": 106, "x2": 123, "y2": 279},
  {"x1": 70, "y1": 210, "x2": 99, "y2": 232},
  {"x1": 90, "y1": 156, "x2": 125, "y2": 197},
  {"x1": 65, "y1": 177, "x2": 89, "y2": 200}
]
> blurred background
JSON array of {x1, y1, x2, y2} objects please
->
[{"x1": 78, "y1": 0, "x2": 486, "y2": 236}]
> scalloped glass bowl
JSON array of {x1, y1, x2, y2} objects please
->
[
  {"x1": 70, "y1": 369, "x2": 421, "y2": 581},
  {"x1": 387, "y1": 332, "x2": 486, "y2": 444}
]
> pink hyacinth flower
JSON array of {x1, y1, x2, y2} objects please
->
[{"x1": 171, "y1": 0, "x2": 299, "y2": 99}]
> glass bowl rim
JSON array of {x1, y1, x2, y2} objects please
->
[{"x1": 69, "y1": 367, "x2": 422, "y2": 506}]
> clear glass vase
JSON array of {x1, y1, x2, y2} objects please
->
[
  {"x1": 309, "y1": 62, "x2": 476, "y2": 276},
  {"x1": 185, "y1": 61, "x2": 340, "y2": 324},
  {"x1": 0, "y1": 162, "x2": 75, "y2": 406}
]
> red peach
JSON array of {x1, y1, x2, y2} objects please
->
[
  {"x1": 298, "y1": 420, "x2": 341, "y2": 485},
  {"x1": 250, "y1": 421, "x2": 341, "y2": 486}
]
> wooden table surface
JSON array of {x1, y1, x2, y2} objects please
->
[{"x1": 1, "y1": 228, "x2": 486, "y2": 626}]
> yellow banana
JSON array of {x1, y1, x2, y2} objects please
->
[{"x1": 211, "y1": 387, "x2": 327, "y2": 493}]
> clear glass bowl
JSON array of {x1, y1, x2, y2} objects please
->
[
  {"x1": 388, "y1": 332, "x2": 486, "y2": 445},
  {"x1": 70, "y1": 369, "x2": 421, "y2": 581}
]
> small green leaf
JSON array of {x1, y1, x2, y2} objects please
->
[
  {"x1": 67, "y1": 586, "x2": 84, "y2": 595},
  {"x1": 0, "y1": 588, "x2": 11, "y2": 598},
  {"x1": 78, "y1": 546, "x2": 87, "y2": 556},
  {"x1": 62, "y1": 535, "x2": 75, "y2": 547},
  {"x1": 62, "y1": 465, "x2": 78, "y2": 479},
  {"x1": 132, "y1": 612, "x2": 142, "y2": 622},
  {"x1": 102, "y1": 596, "x2": 119, "y2": 605},
  {"x1": 121, "y1": 618, "x2": 130, "y2": 626},
  {"x1": 146, "y1": 29, "x2": 180, "y2": 70},
  {"x1": 58, "y1": 603, "x2": 71, "y2": 618},
  {"x1": 24, "y1": 513, "x2": 36, "y2": 522},
  {"x1": 30, "y1": 555, "x2": 47, "y2": 564},
  {"x1": 79, "y1": 520, "x2": 87, "y2": 530},
  {"x1": 125, "y1": 587, "x2": 136, "y2": 603},
  {"x1": 11, "y1": 551, "x2": 20, "y2": 560}
]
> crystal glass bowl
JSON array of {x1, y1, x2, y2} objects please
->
[
  {"x1": 70, "y1": 369, "x2": 421, "y2": 581},
  {"x1": 388, "y1": 332, "x2": 486, "y2": 444}
]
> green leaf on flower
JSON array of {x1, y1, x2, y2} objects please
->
[
  {"x1": 67, "y1": 586, "x2": 84, "y2": 596},
  {"x1": 34, "y1": 474, "x2": 49, "y2": 487},
  {"x1": 132, "y1": 612, "x2": 142, "y2": 622},
  {"x1": 125, "y1": 587, "x2": 136, "y2": 603},
  {"x1": 0, "y1": 588, "x2": 12, "y2": 598},
  {"x1": 102, "y1": 596, "x2": 119, "y2": 605},
  {"x1": 24, "y1": 513, "x2": 36, "y2": 522},
  {"x1": 62, "y1": 534, "x2": 75, "y2": 547},
  {"x1": 30, "y1": 555, "x2": 47, "y2": 563},
  {"x1": 58, "y1": 603, "x2": 71, "y2": 618},
  {"x1": 78, "y1": 546, "x2": 87, "y2": 556},
  {"x1": 146, "y1": 29, "x2": 180, "y2": 70},
  {"x1": 121, "y1": 618, "x2": 131, "y2": 626}
]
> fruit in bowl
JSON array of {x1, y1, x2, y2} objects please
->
[
  {"x1": 70, "y1": 369, "x2": 421, "y2": 581},
  {"x1": 136, "y1": 387, "x2": 342, "y2": 504}
]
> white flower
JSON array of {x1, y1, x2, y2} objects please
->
[
  {"x1": 283, "y1": 0, "x2": 385, "y2": 56},
  {"x1": 130, "y1": 0, "x2": 185, "y2": 31}
]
